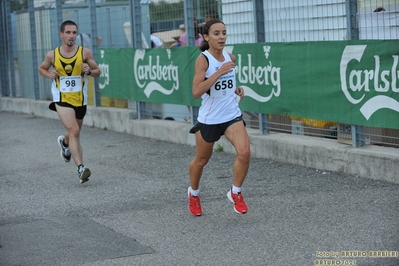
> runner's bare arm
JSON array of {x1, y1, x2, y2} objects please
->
[
  {"x1": 39, "y1": 51, "x2": 58, "y2": 79},
  {"x1": 82, "y1": 48, "x2": 100, "y2": 77},
  {"x1": 192, "y1": 54, "x2": 235, "y2": 98}
]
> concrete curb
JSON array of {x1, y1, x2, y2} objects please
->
[{"x1": 1, "y1": 97, "x2": 398, "y2": 184}]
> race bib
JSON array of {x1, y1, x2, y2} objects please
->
[
  {"x1": 209, "y1": 74, "x2": 235, "y2": 97},
  {"x1": 59, "y1": 76, "x2": 82, "y2": 93}
]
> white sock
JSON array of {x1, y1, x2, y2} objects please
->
[
  {"x1": 77, "y1": 165, "x2": 84, "y2": 173},
  {"x1": 232, "y1": 185, "x2": 241, "y2": 194},
  {"x1": 190, "y1": 187, "x2": 200, "y2": 197}
]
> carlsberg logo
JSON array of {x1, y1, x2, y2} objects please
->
[
  {"x1": 133, "y1": 49, "x2": 179, "y2": 97},
  {"x1": 340, "y1": 45, "x2": 399, "y2": 120},
  {"x1": 99, "y1": 50, "x2": 109, "y2": 89},
  {"x1": 235, "y1": 45, "x2": 281, "y2": 102}
]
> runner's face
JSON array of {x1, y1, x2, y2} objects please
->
[
  {"x1": 60, "y1": 25, "x2": 77, "y2": 47},
  {"x1": 205, "y1": 23, "x2": 226, "y2": 50}
]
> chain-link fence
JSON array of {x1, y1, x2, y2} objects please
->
[{"x1": 1, "y1": 0, "x2": 399, "y2": 147}]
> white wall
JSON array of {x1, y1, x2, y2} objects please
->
[
  {"x1": 359, "y1": 10, "x2": 399, "y2": 40},
  {"x1": 262, "y1": 0, "x2": 347, "y2": 42},
  {"x1": 222, "y1": 0, "x2": 256, "y2": 44},
  {"x1": 221, "y1": 0, "x2": 349, "y2": 43}
]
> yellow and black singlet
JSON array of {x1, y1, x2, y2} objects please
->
[{"x1": 50, "y1": 46, "x2": 88, "y2": 108}]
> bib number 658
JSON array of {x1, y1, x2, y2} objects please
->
[{"x1": 214, "y1": 80, "x2": 234, "y2": 90}]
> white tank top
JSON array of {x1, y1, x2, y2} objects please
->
[{"x1": 197, "y1": 50, "x2": 241, "y2": 125}]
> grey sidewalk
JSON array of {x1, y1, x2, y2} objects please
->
[{"x1": 0, "y1": 111, "x2": 398, "y2": 266}]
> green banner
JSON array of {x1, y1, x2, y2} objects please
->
[
  {"x1": 98, "y1": 40, "x2": 399, "y2": 129},
  {"x1": 98, "y1": 47, "x2": 201, "y2": 106}
]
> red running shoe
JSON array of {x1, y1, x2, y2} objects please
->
[
  {"x1": 188, "y1": 187, "x2": 202, "y2": 216},
  {"x1": 227, "y1": 188, "x2": 248, "y2": 214}
]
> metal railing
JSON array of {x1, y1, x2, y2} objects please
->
[{"x1": 1, "y1": 0, "x2": 398, "y2": 148}]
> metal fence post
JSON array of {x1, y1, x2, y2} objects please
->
[
  {"x1": 0, "y1": 0, "x2": 10, "y2": 97},
  {"x1": 6, "y1": 1, "x2": 16, "y2": 98},
  {"x1": 183, "y1": 0, "x2": 195, "y2": 123},
  {"x1": 260, "y1": 113, "x2": 270, "y2": 134},
  {"x1": 141, "y1": 1, "x2": 150, "y2": 48},
  {"x1": 137, "y1": 102, "x2": 146, "y2": 120},
  {"x1": 129, "y1": 0, "x2": 142, "y2": 49},
  {"x1": 254, "y1": 0, "x2": 265, "y2": 43},
  {"x1": 87, "y1": 0, "x2": 101, "y2": 107},
  {"x1": 129, "y1": 0, "x2": 144, "y2": 119},
  {"x1": 55, "y1": 0, "x2": 63, "y2": 44},
  {"x1": 352, "y1": 125, "x2": 364, "y2": 147},
  {"x1": 347, "y1": 0, "x2": 364, "y2": 147},
  {"x1": 254, "y1": 0, "x2": 266, "y2": 134},
  {"x1": 183, "y1": 0, "x2": 195, "y2": 47},
  {"x1": 190, "y1": 106, "x2": 199, "y2": 124},
  {"x1": 28, "y1": 0, "x2": 40, "y2": 100},
  {"x1": 346, "y1": 0, "x2": 359, "y2": 40}
]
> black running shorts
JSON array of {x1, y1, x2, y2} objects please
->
[
  {"x1": 49, "y1": 102, "x2": 87, "y2": 120},
  {"x1": 189, "y1": 115, "x2": 245, "y2": 143}
]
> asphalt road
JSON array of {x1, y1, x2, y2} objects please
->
[{"x1": 1, "y1": 111, "x2": 398, "y2": 266}]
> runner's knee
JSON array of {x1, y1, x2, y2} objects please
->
[{"x1": 237, "y1": 148, "x2": 250, "y2": 164}]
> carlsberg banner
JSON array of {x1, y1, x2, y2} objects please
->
[{"x1": 98, "y1": 40, "x2": 399, "y2": 129}]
